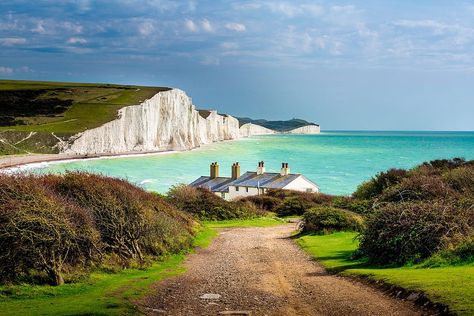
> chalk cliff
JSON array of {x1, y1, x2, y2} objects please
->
[
  {"x1": 60, "y1": 89, "x2": 241, "y2": 155},
  {"x1": 287, "y1": 125, "x2": 321, "y2": 134},
  {"x1": 59, "y1": 88, "x2": 320, "y2": 155},
  {"x1": 240, "y1": 123, "x2": 276, "y2": 137}
]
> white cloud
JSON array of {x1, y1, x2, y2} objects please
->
[
  {"x1": 225, "y1": 23, "x2": 246, "y2": 32},
  {"x1": 201, "y1": 19, "x2": 214, "y2": 32},
  {"x1": 220, "y1": 42, "x2": 239, "y2": 50},
  {"x1": 138, "y1": 21, "x2": 155, "y2": 36},
  {"x1": 32, "y1": 20, "x2": 46, "y2": 34},
  {"x1": 62, "y1": 22, "x2": 83, "y2": 34},
  {"x1": 67, "y1": 37, "x2": 87, "y2": 44},
  {"x1": 201, "y1": 56, "x2": 220, "y2": 65},
  {"x1": 0, "y1": 37, "x2": 27, "y2": 46},
  {"x1": 184, "y1": 19, "x2": 198, "y2": 32},
  {"x1": 0, "y1": 66, "x2": 33, "y2": 75},
  {"x1": 0, "y1": 66, "x2": 14, "y2": 74}
]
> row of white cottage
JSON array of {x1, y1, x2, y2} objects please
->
[{"x1": 190, "y1": 161, "x2": 319, "y2": 200}]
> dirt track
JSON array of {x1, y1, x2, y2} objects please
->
[{"x1": 140, "y1": 223, "x2": 427, "y2": 316}]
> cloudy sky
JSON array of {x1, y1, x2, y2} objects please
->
[{"x1": 1, "y1": 0, "x2": 474, "y2": 130}]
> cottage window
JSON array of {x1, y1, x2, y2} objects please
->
[
  {"x1": 236, "y1": 186, "x2": 239, "y2": 191},
  {"x1": 306, "y1": 188, "x2": 313, "y2": 193},
  {"x1": 221, "y1": 192, "x2": 226, "y2": 198}
]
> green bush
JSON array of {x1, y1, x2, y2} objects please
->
[
  {"x1": 275, "y1": 197, "x2": 310, "y2": 216},
  {"x1": 167, "y1": 184, "x2": 264, "y2": 220},
  {"x1": 353, "y1": 168, "x2": 407, "y2": 200},
  {"x1": 443, "y1": 166, "x2": 474, "y2": 195},
  {"x1": 0, "y1": 174, "x2": 100, "y2": 285},
  {"x1": 0, "y1": 172, "x2": 197, "y2": 285},
  {"x1": 378, "y1": 174, "x2": 456, "y2": 202},
  {"x1": 358, "y1": 200, "x2": 474, "y2": 265},
  {"x1": 332, "y1": 196, "x2": 372, "y2": 215},
  {"x1": 239, "y1": 195, "x2": 282, "y2": 212},
  {"x1": 49, "y1": 173, "x2": 196, "y2": 263},
  {"x1": 302, "y1": 206, "x2": 364, "y2": 233}
]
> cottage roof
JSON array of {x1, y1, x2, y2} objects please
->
[
  {"x1": 189, "y1": 176, "x2": 234, "y2": 192},
  {"x1": 190, "y1": 171, "x2": 317, "y2": 193},
  {"x1": 230, "y1": 171, "x2": 302, "y2": 189}
]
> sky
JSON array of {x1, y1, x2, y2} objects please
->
[{"x1": 1, "y1": 0, "x2": 474, "y2": 130}]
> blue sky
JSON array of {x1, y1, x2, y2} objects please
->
[{"x1": 1, "y1": 0, "x2": 474, "y2": 130}]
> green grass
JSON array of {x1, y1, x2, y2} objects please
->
[
  {"x1": 203, "y1": 216, "x2": 287, "y2": 228},
  {"x1": 0, "y1": 226, "x2": 216, "y2": 316},
  {"x1": 0, "y1": 80, "x2": 168, "y2": 135},
  {"x1": 297, "y1": 232, "x2": 474, "y2": 315}
]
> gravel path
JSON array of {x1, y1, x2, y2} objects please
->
[{"x1": 139, "y1": 223, "x2": 426, "y2": 316}]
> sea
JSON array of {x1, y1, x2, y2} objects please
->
[{"x1": 27, "y1": 131, "x2": 474, "y2": 196}]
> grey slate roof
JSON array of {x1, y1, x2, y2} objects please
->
[
  {"x1": 230, "y1": 172, "x2": 302, "y2": 189},
  {"x1": 190, "y1": 171, "x2": 318, "y2": 193},
  {"x1": 189, "y1": 176, "x2": 234, "y2": 192}
]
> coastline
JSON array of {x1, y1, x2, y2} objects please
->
[
  {"x1": 0, "y1": 149, "x2": 177, "y2": 171},
  {"x1": 0, "y1": 136, "x2": 245, "y2": 171}
]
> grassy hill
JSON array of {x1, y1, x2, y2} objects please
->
[
  {"x1": 237, "y1": 117, "x2": 318, "y2": 132},
  {"x1": 0, "y1": 80, "x2": 169, "y2": 155}
]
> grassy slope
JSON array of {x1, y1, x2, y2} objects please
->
[
  {"x1": 0, "y1": 227, "x2": 216, "y2": 316},
  {"x1": 297, "y1": 232, "x2": 474, "y2": 316},
  {"x1": 0, "y1": 80, "x2": 168, "y2": 135}
]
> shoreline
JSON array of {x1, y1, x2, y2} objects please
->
[
  {"x1": 0, "y1": 137, "x2": 245, "y2": 171},
  {"x1": 0, "y1": 149, "x2": 178, "y2": 171}
]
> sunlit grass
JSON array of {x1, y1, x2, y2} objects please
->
[{"x1": 297, "y1": 232, "x2": 474, "y2": 315}]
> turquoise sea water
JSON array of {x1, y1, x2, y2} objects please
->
[{"x1": 30, "y1": 131, "x2": 474, "y2": 196}]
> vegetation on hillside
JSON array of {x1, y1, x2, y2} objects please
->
[
  {"x1": 236, "y1": 117, "x2": 318, "y2": 131},
  {"x1": 0, "y1": 172, "x2": 196, "y2": 286},
  {"x1": 0, "y1": 80, "x2": 169, "y2": 155},
  {"x1": 354, "y1": 158, "x2": 474, "y2": 265}
]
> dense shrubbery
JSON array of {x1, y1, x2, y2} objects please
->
[
  {"x1": 359, "y1": 200, "x2": 474, "y2": 265},
  {"x1": 353, "y1": 168, "x2": 407, "y2": 200},
  {"x1": 167, "y1": 184, "x2": 264, "y2": 220},
  {"x1": 302, "y1": 206, "x2": 364, "y2": 234},
  {"x1": 0, "y1": 172, "x2": 196, "y2": 285},
  {"x1": 354, "y1": 158, "x2": 474, "y2": 265},
  {"x1": 239, "y1": 189, "x2": 334, "y2": 217}
]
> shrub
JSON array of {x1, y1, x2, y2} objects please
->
[
  {"x1": 332, "y1": 196, "x2": 372, "y2": 215},
  {"x1": 358, "y1": 200, "x2": 474, "y2": 265},
  {"x1": 167, "y1": 184, "x2": 263, "y2": 220},
  {"x1": 49, "y1": 173, "x2": 195, "y2": 264},
  {"x1": 239, "y1": 195, "x2": 282, "y2": 212},
  {"x1": 353, "y1": 168, "x2": 407, "y2": 200},
  {"x1": 443, "y1": 166, "x2": 474, "y2": 195},
  {"x1": 261, "y1": 189, "x2": 334, "y2": 217},
  {"x1": 302, "y1": 206, "x2": 364, "y2": 233},
  {"x1": 378, "y1": 174, "x2": 456, "y2": 202},
  {"x1": 275, "y1": 197, "x2": 310, "y2": 216},
  {"x1": 0, "y1": 174, "x2": 100, "y2": 285}
]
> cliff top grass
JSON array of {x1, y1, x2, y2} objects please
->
[{"x1": 0, "y1": 79, "x2": 170, "y2": 135}]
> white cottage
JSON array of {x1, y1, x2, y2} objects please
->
[{"x1": 190, "y1": 161, "x2": 319, "y2": 200}]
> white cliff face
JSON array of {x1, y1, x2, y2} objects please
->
[
  {"x1": 287, "y1": 125, "x2": 321, "y2": 134},
  {"x1": 61, "y1": 89, "x2": 241, "y2": 155},
  {"x1": 239, "y1": 123, "x2": 276, "y2": 137}
]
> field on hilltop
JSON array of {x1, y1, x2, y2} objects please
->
[{"x1": 0, "y1": 80, "x2": 169, "y2": 155}]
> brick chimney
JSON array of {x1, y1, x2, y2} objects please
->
[
  {"x1": 280, "y1": 162, "x2": 290, "y2": 176},
  {"x1": 231, "y1": 162, "x2": 241, "y2": 180},
  {"x1": 257, "y1": 161, "x2": 265, "y2": 175},
  {"x1": 210, "y1": 162, "x2": 219, "y2": 179}
]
